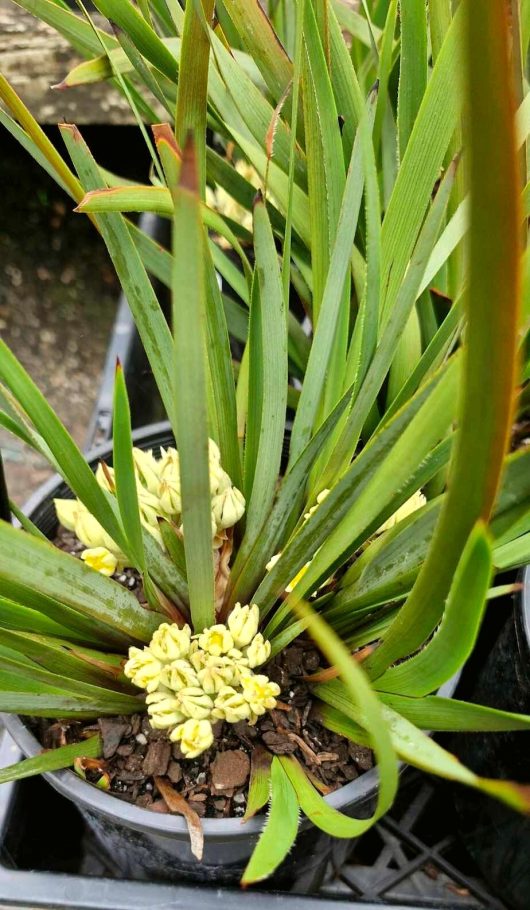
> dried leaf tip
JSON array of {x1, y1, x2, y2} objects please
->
[
  {"x1": 152, "y1": 123, "x2": 181, "y2": 157},
  {"x1": 179, "y1": 132, "x2": 199, "y2": 194},
  {"x1": 253, "y1": 189, "x2": 264, "y2": 209}
]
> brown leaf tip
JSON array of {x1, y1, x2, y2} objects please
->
[{"x1": 253, "y1": 189, "x2": 264, "y2": 209}]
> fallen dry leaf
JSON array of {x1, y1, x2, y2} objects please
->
[{"x1": 155, "y1": 776, "x2": 204, "y2": 860}]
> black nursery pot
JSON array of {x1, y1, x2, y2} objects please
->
[
  {"x1": 453, "y1": 566, "x2": 530, "y2": 910},
  {"x1": 3, "y1": 422, "x2": 384, "y2": 888}
]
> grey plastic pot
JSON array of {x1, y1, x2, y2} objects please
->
[{"x1": 4, "y1": 422, "x2": 457, "y2": 887}]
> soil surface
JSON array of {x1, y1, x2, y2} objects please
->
[
  {"x1": 39, "y1": 526, "x2": 373, "y2": 820},
  {"x1": 35, "y1": 640, "x2": 372, "y2": 819}
]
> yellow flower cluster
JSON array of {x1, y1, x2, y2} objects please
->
[
  {"x1": 54, "y1": 441, "x2": 245, "y2": 575},
  {"x1": 123, "y1": 604, "x2": 280, "y2": 758}
]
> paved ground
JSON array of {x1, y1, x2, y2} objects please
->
[{"x1": 0, "y1": 129, "x2": 119, "y2": 504}]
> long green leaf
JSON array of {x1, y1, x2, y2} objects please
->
[
  {"x1": 60, "y1": 125, "x2": 175, "y2": 427},
  {"x1": 0, "y1": 523, "x2": 162, "y2": 644},
  {"x1": 243, "y1": 197, "x2": 288, "y2": 545},
  {"x1": 374, "y1": 523, "x2": 492, "y2": 695},
  {"x1": 241, "y1": 756, "x2": 299, "y2": 885},
  {"x1": 0, "y1": 340, "x2": 127, "y2": 553},
  {"x1": 171, "y1": 140, "x2": 215, "y2": 631},
  {"x1": 113, "y1": 364, "x2": 147, "y2": 572},
  {"x1": 366, "y1": 0, "x2": 522, "y2": 678},
  {"x1": 0, "y1": 735, "x2": 102, "y2": 785}
]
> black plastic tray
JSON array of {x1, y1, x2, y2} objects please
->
[{"x1": 0, "y1": 724, "x2": 507, "y2": 910}]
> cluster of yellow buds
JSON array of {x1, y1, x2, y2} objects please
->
[
  {"x1": 54, "y1": 441, "x2": 245, "y2": 575},
  {"x1": 124, "y1": 604, "x2": 280, "y2": 758}
]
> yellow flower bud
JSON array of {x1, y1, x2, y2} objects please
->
[
  {"x1": 177, "y1": 686, "x2": 214, "y2": 719},
  {"x1": 124, "y1": 647, "x2": 163, "y2": 693},
  {"x1": 377, "y1": 491, "x2": 427, "y2": 534},
  {"x1": 149, "y1": 623, "x2": 191, "y2": 662},
  {"x1": 227, "y1": 603, "x2": 259, "y2": 648},
  {"x1": 198, "y1": 624, "x2": 234, "y2": 657},
  {"x1": 146, "y1": 690, "x2": 185, "y2": 728},
  {"x1": 265, "y1": 553, "x2": 311, "y2": 594},
  {"x1": 81, "y1": 547, "x2": 118, "y2": 577},
  {"x1": 245, "y1": 633, "x2": 271, "y2": 669},
  {"x1": 170, "y1": 718, "x2": 214, "y2": 758},
  {"x1": 241, "y1": 674, "x2": 280, "y2": 716},
  {"x1": 197, "y1": 656, "x2": 237, "y2": 695},
  {"x1": 95, "y1": 462, "x2": 115, "y2": 493},
  {"x1": 303, "y1": 488, "x2": 330, "y2": 523},
  {"x1": 74, "y1": 507, "x2": 122, "y2": 556},
  {"x1": 158, "y1": 448, "x2": 182, "y2": 518},
  {"x1": 132, "y1": 447, "x2": 161, "y2": 495},
  {"x1": 212, "y1": 686, "x2": 251, "y2": 723},
  {"x1": 160, "y1": 659, "x2": 199, "y2": 692},
  {"x1": 54, "y1": 498, "x2": 80, "y2": 531},
  {"x1": 188, "y1": 641, "x2": 209, "y2": 673},
  {"x1": 211, "y1": 485, "x2": 246, "y2": 530}
]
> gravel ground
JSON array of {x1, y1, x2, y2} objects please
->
[{"x1": 0, "y1": 130, "x2": 122, "y2": 505}]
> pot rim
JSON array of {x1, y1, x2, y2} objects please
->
[{"x1": 8, "y1": 420, "x2": 457, "y2": 840}]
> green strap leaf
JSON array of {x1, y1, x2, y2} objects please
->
[
  {"x1": 0, "y1": 522, "x2": 163, "y2": 644},
  {"x1": 379, "y1": 692, "x2": 530, "y2": 733},
  {"x1": 280, "y1": 754, "x2": 387, "y2": 838},
  {"x1": 0, "y1": 340, "x2": 127, "y2": 554},
  {"x1": 319, "y1": 699, "x2": 530, "y2": 815},
  {"x1": 113, "y1": 364, "x2": 147, "y2": 572},
  {"x1": 171, "y1": 140, "x2": 215, "y2": 631},
  {"x1": 242, "y1": 745, "x2": 272, "y2": 821},
  {"x1": 60, "y1": 124, "x2": 176, "y2": 432},
  {"x1": 176, "y1": 0, "x2": 215, "y2": 192},
  {"x1": 374, "y1": 522, "x2": 492, "y2": 696},
  {"x1": 241, "y1": 756, "x2": 299, "y2": 885},
  {"x1": 243, "y1": 197, "x2": 288, "y2": 546},
  {"x1": 0, "y1": 734, "x2": 102, "y2": 786},
  {"x1": 366, "y1": 0, "x2": 522, "y2": 678}
]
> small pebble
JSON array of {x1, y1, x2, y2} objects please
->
[
  {"x1": 196, "y1": 772, "x2": 206, "y2": 784},
  {"x1": 145, "y1": 783, "x2": 153, "y2": 790},
  {"x1": 118, "y1": 574, "x2": 127, "y2": 584},
  {"x1": 233, "y1": 792, "x2": 246, "y2": 805},
  {"x1": 136, "y1": 733, "x2": 147, "y2": 745},
  {"x1": 128, "y1": 577, "x2": 136, "y2": 588}
]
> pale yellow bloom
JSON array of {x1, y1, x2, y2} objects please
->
[
  {"x1": 378, "y1": 491, "x2": 427, "y2": 534},
  {"x1": 146, "y1": 690, "x2": 185, "y2": 728},
  {"x1": 198, "y1": 624, "x2": 234, "y2": 657},
  {"x1": 177, "y1": 686, "x2": 214, "y2": 720},
  {"x1": 95, "y1": 462, "x2": 115, "y2": 493},
  {"x1": 245, "y1": 633, "x2": 271, "y2": 669},
  {"x1": 124, "y1": 647, "x2": 163, "y2": 693},
  {"x1": 197, "y1": 656, "x2": 237, "y2": 695},
  {"x1": 211, "y1": 486, "x2": 246, "y2": 531},
  {"x1": 212, "y1": 686, "x2": 251, "y2": 723},
  {"x1": 160, "y1": 659, "x2": 199, "y2": 692},
  {"x1": 227, "y1": 603, "x2": 260, "y2": 648},
  {"x1": 170, "y1": 718, "x2": 214, "y2": 757},
  {"x1": 132, "y1": 447, "x2": 161, "y2": 495},
  {"x1": 241, "y1": 674, "x2": 280, "y2": 716},
  {"x1": 80, "y1": 546, "x2": 118, "y2": 577},
  {"x1": 149, "y1": 623, "x2": 192, "y2": 662},
  {"x1": 158, "y1": 448, "x2": 182, "y2": 518}
]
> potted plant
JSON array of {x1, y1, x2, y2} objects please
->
[{"x1": 1, "y1": 0, "x2": 530, "y2": 890}]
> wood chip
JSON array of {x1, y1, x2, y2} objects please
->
[{"x1": 211, "y1": 750, "x2": 250, "y2": 791}]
